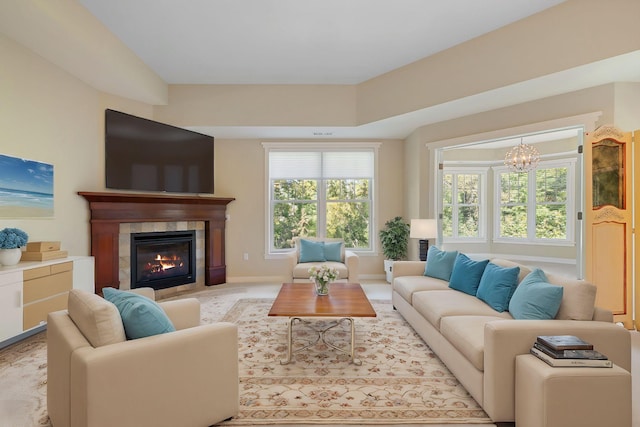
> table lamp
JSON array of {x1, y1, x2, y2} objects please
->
[{"x1": 410, "y1": 219, "x2": 437, "y2": 261}]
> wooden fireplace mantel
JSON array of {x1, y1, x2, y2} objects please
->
[{"x1": 79, "y1": 191, "x2": 235, "y2": 295}]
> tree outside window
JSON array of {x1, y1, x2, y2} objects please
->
[{"x1": 496, "y1": 160, "x2": 573, "y2": 242}]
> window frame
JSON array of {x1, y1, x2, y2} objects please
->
[
  {"x1": 264, "y1": 142, "x2": 379, "y2": 257},
  {"x1": 441, "y1": 167, "x2": 488, "y2": 243},
  {"x1": 493, "y1": 158, "x2": 576, "y2": 245}
]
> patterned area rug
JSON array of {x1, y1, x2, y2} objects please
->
[{"x1": 0, "y1": 288, "x2": 491, "y2": 426}]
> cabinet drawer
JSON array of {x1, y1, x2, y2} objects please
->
[
  {"x1": 23, "y1": 261, "x2": 73, "y2": 281},
  {"x1": 23, "y1": 293, "x2": 68, "y2": 330},
  {"x1": 23, "y1": 270, "x2": 72, "y2": 304},
  {"x1": 51, "y1": 261, "x2": 73, "y2": 275}
]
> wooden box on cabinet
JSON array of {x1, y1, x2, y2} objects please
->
[{"x1": 22, "y1": 261, "x2": 73, "y2": 330}]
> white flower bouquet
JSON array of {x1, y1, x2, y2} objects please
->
[{"x1": 308, "y1": 264, "x2": 338, "y2": 295}]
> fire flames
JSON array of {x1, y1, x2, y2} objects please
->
[{"x1": 145, "y1": 254, "x2": 185, "y2": 275}]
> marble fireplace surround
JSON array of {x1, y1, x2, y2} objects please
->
[{"x1": 79, "y1": 192, "x2": 234, "y2": 295}]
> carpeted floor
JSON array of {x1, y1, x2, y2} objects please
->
[{"x1": 0, "y1": 286, "x2": 492, "y2": 426}]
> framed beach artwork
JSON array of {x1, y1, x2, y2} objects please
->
[{"x1": 0, "y1": 154, "x2": 54, "y2": 218}]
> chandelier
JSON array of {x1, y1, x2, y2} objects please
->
[{"x1": 504, "y1": 139, "x2": 540, "y2": 172}]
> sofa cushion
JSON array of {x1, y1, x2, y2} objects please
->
[
  {"x1": 293, "y1": 261, "x2": 349, "y2": 279},
  {"x1": 424, "y1": 246, "x2": 458, "y2": 281},
  {"x1": 323, "y1": 241, "x2": 343, "y2": 262},
  {"x1": 393, "y1": 275, "x2": 449, "y2": 304},
  {"x1": 490, "y1": 258, "x2": 532, "y2": 284},
  {"x1": 294, "y1": 237, "x2": 345, "y2": 262},
  {"x1": 299, "y1": 239, "x2": 326, "y2": 263},
  {"x1": 67, "y1": 289, "x2": 126, "y2": 347},
  {"x1": 103, "y1": 287, "x2": 176, "y2": 340},
  {"x1": 508, "y1": 269, "x2": 563, "y2": 320},
  {"x1": 413, "y1": 289, "x2": 512, "y2": 330},
  {"x1": 448, "y1": 253, "x2": 489, "y2": 295},
  {"x1": 545, "y1": 273, "x2": 597, "y2": 320},
  {"x1": 476, "y1": 262, "x2": 520, "y2": 312},
  {"x1": 440, "y1": 316, "x2": 507, "y2": 371}
]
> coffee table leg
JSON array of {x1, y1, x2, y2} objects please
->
[
  {"x1": 280, "y1": 317, "x2": 361, "y2": 365},
  {"x1": 280, "y1": 316, "x2": 298, "y2": 365}
]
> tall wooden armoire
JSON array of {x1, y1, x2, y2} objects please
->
[{"x1": 584, "y1": 126, "x2": 635, "y2": 329}]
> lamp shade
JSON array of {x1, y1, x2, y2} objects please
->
[{"x1": 410, "y1": 219, "x2": 437, "y2": 239}]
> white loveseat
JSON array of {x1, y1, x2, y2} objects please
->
[
  {"x1": 391, "y1": 257, "x2": 631, "y2": 423},
  {"x1": 286, "y1": 237, "x2": 359, "y2": 283}
]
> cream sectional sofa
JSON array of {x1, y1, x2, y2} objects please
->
[{"x1": 391, "y1": 258, "x2": 631, "y2": 423}]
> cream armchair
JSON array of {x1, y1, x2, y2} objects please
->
[
  {"x1": 286, "y1": 237, "x2": 359, "y2": 283},
  {"x1": 47, "y1": 288, "x2": 238, "y2": 427}
]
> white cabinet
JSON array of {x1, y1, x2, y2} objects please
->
[
  {"x1": 0, "y1": 270, "x2": 23, "y2": 342},
  {"x1": 0, "y1": 256, "x2": 94, "y2": 346}
]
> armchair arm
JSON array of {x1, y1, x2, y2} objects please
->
[
  {"x1": 483, "y1": 319, "x2": 630, "y2": 422},
  {"x1": 345, "y1": 250, "x2": 359, "y2": 282},
  {"x1": 285, "y1": 250, "x2": 298, "y2": 282},
  {"x1": 70, "y1": 322, "x2": 238, "y2": 427},
  {"x1": 158, "y1": 298, "x2": 201, "y2": 330},
  {"x1": 390, "y1": 261, "x2": 425, "y2": 280}
]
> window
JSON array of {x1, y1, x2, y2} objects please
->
[
  {"x1": 495, "y1": 159, "x2": 575, "y2": 243},
  {"x1": 442, "y1": 169, "x2": 486, "y2": 241},
  {"x1": 266, "y1": 145, "x2": 377, "y2": 253}
]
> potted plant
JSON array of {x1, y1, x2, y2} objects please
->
[
  {"x1": 378, "y1": 216, "x2": 410, "y2": 282},
  {"x1": 0, "y1": 227, "x2": 28, "y2": 266}
]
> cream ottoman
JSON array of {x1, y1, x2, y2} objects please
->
[{"x1": 515, "y1": 354, "x2": 631, "y2": 427}]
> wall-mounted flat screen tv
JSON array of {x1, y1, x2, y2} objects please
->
[{"x1": 105, "y1": 109, "x2": 214, "y2": 194}]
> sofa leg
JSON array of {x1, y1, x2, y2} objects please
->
[{"x1": 495, "y1": 422, "x2": 515, "y2": 427}]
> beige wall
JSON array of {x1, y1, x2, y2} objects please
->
[
  {"x1": 356, "y1": 0, "x2": 640, "y2": 125},
  {"x1": 0, "y1": 34, "x2": 404, "y2": 281},
  {"x1": 0, "y1": 34, "x2": 100, "y2": 256},
  {"x1": 215, "y1": 138, "x2": 404, "y2": 282},
  {"x1": 2, "y1": 0, "x2": 640, "y2": 282}
]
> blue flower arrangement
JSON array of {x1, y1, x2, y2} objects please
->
[{"x1": 0, "y1": 228, "x2": 29, "y2": 249}]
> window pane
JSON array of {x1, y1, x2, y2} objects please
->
[
  {"x1": 458, "y1": 206, "x2": 479, "y2": 237},
  {"x1": 501, "y1": 172, "x2": 528, "y2": 204},
  {"x1": 443, "y1": 174, "x2": 453, "y2": 204},
  {"x1": 273, "y1": 179, "x2": 317, "y2": 201},
  {"x1": 273, "y1": 202, "x2": 317, "y2": 249},
  {"x1": 536, "y1": 204, "x2": 567, "y2": 239},
  {"x1": 442, "y1": 206, "x2": 453, "y2": 237},
  {"x1": 457, "y1": 174, "x2": 479, "y2": 204},
  {"x1": 536, "y1": 168, "x2": 567, "y2": 203},
  {"x1": 326, "y1": 201, "x2": 369, "y2": 248},
  {"x1": 326, "y1": 179, "x2": 369, "y2": 200},
  {"x1": 500, "y1": 205, "x2": 527, "y2": 238}
]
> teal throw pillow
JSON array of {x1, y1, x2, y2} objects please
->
[
  {"x1": 424, "y1": 246, "x2": 458, "y2": 281},
  {"x1": 476, "y1": 262, "x2": 520, "y2": 312},
  {"x1": 299, "y1": 239, "x2": 326, "y2": 263},
  {"x1": 102, "y1": 287, "x2": 176, "y2": 340},
  {"x1": 508, "y1": 269, "x2": 564, "y2": 320},
  {"x1": 323, "y1": 241, "x2": 342, "y2": 262},
  {"x1": 448, "y1": 253, "x2": 489, "y2": 295}
]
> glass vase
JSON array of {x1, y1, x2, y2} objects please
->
[{"x1": 314, "y1": 280, "x2": 329, "y2": 296}]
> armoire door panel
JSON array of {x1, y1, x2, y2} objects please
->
[
  {"x1": 584, "y1": 126, "x2": 633, "y2": 328},
  {"x1": 591, "y1": 221, "x2": 627, "y2": 314}
]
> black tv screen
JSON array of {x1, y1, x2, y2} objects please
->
[{"x1": 105, "y1": 109, "x2": 214, "y2": 194}]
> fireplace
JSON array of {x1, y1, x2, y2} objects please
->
[
  {"x1": 130, "y1": 230, "x2": 196, "y2": 290},
  {"x1": 78, "y1": 192, "x2": 234, "y2": 295}
]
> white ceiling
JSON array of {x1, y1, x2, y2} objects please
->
[
  {"x1": 69, "y1": 1, "x2": 639, "y2": 139},
  {"x1": 78, "y1": 0, "x2": 567, "y2": 85}
]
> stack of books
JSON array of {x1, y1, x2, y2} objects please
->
[
  {"x1": 21, "y1": 241, "x2": 68, "y2": 261},
  {"x1": 530, "y1": 335, "x2": 613, "y2": 368}
]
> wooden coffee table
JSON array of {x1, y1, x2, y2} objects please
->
[{"x1": 268, "y1": 282, "x2": 376, "y2": 365}]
